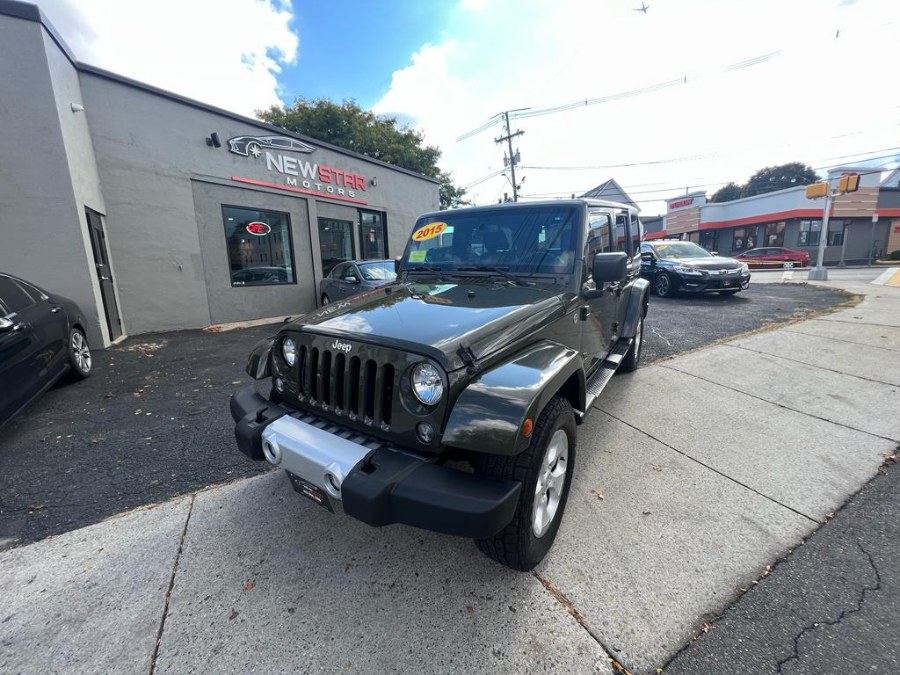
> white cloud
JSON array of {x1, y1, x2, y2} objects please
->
[
  {"x1": 373, "y1": 0, "x2": 900, "y2": 212},
  {"x1": 34, "y1": 0, "x2": 298, "y2": 116}
]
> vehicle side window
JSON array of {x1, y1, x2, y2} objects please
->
[
  {"x1": 613, "y1": 212, "x2": 629, "y2": 255},
  {"x1": 742, "y1": 250, "x2": 760, "y2": 257},
  {"x1": 0, "y1": 276, "x2": 35, "y2": 314},
  {"x1": 630, "y1": 213, "x2": 642, "y2": 255},
  {"x1": 586, "y1": 211, "x2": 612, "y2": 280},
  {"x1": 331, "y1": 263, "x2": 349, "y2": 279},
  {"x1": 344, "y1": 265, "x2": 359, "y2": 280}
]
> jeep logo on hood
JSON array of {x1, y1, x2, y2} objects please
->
[{"x1": 331, "y1": 339, "x2": 353, "y2": 353}]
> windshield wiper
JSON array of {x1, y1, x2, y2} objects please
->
[
  {"x1": 455, "y1": 266, "x2": 530, "y2": 286},
  {"x1": 404, "y1": 265, "x2": 448, "y2": 281}
]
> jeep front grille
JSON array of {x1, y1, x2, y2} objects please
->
[{"x1": 297, "y1": 345, "x2": 395, "y2": 426}]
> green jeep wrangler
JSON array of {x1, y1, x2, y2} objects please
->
[{"x1": 230, "y1": 199, "x2": 648, "y2": 570}]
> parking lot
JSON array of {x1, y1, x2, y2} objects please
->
[
  {"x1": 3, "y1": 279, "x2": 898, "y2": 675},
  {"x1": 0, "y1": 283, "x2": 850, "y2": 550}
]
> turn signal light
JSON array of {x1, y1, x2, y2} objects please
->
[
  {"x1": 805, "y1": 182, "x2": 829, "y2": 199},
  {"x1": 837, "y1": 173, "x2": 860, "y2": 194},
  {"x1": 522, "y1": 418, "x2": 534, "y2": 437}
]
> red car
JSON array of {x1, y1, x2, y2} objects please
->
[{"x1": 734, "y1": 247, "x2": 810, "y2": 269}]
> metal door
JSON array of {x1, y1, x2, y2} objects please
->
[
  {"x1": 581, "y1": 210, "x2": 619, "y2": 373},
  {"x1": 85, "y1": 208, "x2": 122, "y2": 340}
]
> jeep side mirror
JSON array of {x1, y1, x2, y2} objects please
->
[{"x1": 592, "y1": 252, "x2": 628, "y2": 283}]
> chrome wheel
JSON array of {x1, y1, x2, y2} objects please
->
[
  {"x1": 72, "y1": 330, "x2": 91, "y2": 373},
  {"x1": 532, "y1": 429, "x2": 569, "y2": 538}
]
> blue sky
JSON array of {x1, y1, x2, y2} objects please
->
[
  {"x1": 36, "y1": 0, "x2": 900, "y2": 212},
  {"x1": 283, "y1": 0, "x2": 450, "y2": 107}
]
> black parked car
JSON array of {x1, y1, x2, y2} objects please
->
[
  {"x1": 640, "y1": 240, "x2": 751, "y2": 297},
  {"x1": 319, "y1": 259, "x2": 397, "y2": 304},
  {"x1": 0, "y1": 273, "x2": 92, "y2": 428}
]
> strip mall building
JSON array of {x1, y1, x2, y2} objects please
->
[
  {"x1": 646, "y1": 168, "x2": 900, "y2": 264},
  {"x1": 0, "y1": 1, "x2": 439, "y2": 349}
]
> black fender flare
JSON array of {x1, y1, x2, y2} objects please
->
[
  {"x1": 245, "y1": 336, "x2": 275, "y2": 380},
  {"x1": 622, "y1": 278, "x2": 649, "y2": 338},
  {"x1": 442, "y1": 341, "x2": 584, "y2": 456}
]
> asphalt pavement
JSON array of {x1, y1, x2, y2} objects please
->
[
  {"x1": 0, "y1": 283, "x2": 850, "y2": 550},
  {"x1": 2, "y1": 280, "x2": 896, "y2": 675},
  {"x1": 665, "y1": 458, "x2": 898, "y2": 675}
]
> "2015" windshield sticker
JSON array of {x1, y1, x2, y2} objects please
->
[{"x1": 411, "y1": 222, "x2": 447, "y2": 242}]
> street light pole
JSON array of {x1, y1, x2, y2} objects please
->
[{"x1": 808, "y1": 189, "x2": 833, "y2": 281}]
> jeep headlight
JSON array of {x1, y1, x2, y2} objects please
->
[
  {"x1": 411, "y1": 362, "x2": 443, "y2": 406},
  {"x1": 674, "y1": 265, "x2": 704, "y2": 276},
  {"x1": 282, "y1": 337, "x2": 297, "y2": 367}
]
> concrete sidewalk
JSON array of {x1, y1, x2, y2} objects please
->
[{"x1": 2, "y1": 283, "x2": 898, "y2": 675}]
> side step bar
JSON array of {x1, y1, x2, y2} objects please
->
[{"x1": 579, "y1": 337, "x2": 633, "y2": 418}]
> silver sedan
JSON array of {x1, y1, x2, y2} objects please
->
[{"x1": 319, "y1": 260, "x2": 397, "y2": 305}]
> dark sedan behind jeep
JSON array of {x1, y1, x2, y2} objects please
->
[
  {"x1": 1, "y1": 272, "x2": 93, "y2": 428},
  {"x1": 640, "y1": 240, "x2": 751, "y2": 297}
]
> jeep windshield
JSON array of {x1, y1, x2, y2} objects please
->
[{"x1": 401, "y1": 205, "x2": 578, "y2": 279}]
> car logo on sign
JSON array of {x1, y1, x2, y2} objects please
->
[{"x1": 331, "y1": 339, "x2": 352, "y2": 353}]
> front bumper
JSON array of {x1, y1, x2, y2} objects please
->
[
  {"x1": 230, "y1": 385, "x2": 521, "y2": 538},
  {"x1": 675, "y1": 271, "x2": 751, "y2": 293}
]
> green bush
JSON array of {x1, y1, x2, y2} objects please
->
[{"x1": 890, "y1": 250, "x2": 900, "y2": 261}]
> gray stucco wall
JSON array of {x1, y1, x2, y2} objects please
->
[
  {"x1": 78, "y1": 72, "x2": 438, "y2": 335},
  {"x1": 0, "y1": 14, "x2": 105, "y2": 347},
  {"x1": 191, "y1": 180, "x2": 316, "y2": 323}
]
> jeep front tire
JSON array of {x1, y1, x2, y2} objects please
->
[{"x1": 474, "y1": 395, "x2": 576, "y2": 571}]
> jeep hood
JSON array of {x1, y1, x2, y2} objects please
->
[{"x1": 286, "y1": 280, "x2": 568, "y2": 371}]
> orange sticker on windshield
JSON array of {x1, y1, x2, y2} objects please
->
[{"x1": 412, "y1": 222, "x2": 447, "y2": 242}]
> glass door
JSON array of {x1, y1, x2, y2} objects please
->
[
  {"x1": 318, "y1": 218, "x2": 355, "y2": 277},
  {"x1": 358, "y1": 210, "x2": 387, "y2": 259}
]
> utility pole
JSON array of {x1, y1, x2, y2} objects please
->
[{"x1": 495, "y1": 111, "x2": 524, "y2": 202}]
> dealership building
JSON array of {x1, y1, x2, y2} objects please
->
[
  {"x1": 0, "y1": 1, "x2": 439, "y2": 349},
  {"x1": 646, "y1": 168, "x2": 900, "y2": 263}
]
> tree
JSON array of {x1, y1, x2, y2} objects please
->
[
  {"x1": 257, "y1": 98, "x2": 468, "y2": 209},
  {"x1": 709, "y1": 182, "x2": 743, "y2": 203},
  {"x1": 742, "y1": 162, "x2": 819, "y2": 198}
]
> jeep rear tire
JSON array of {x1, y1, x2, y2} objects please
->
[
  {"x1": 620, "y1": 309, "x2": 644, "y2": 372},
  {"x1": 474, "y1": 395, "x2": 576, "y2": 571}
]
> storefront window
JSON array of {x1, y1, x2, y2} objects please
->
[
  {"x1": 765, "y1": 222, "x2": 786, "y2": 246},
  {"x1": 699, "y1": 231, "x2": 718, "y2": 253},
  {"x1": 223, "y1": 206, "x2": 295, "y2": 286},
  {"x1": 798, "y1": 220, "x2": 821, "y2": 247},
  {"x1": 319, "y1": 218, "x2": 355, "y2": 277},
  {"x1": 828, "y1": 220, "x2": 846, "y2": 246},
  {"x1": 732, "y1": 227, "x2": 757, "y2": 252},
  {"x1": 359, "y1": 210, "x2": 387, "y2": 259}
]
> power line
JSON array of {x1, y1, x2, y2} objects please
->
[{"x1": 456, "y1": 50, "x2": 783, "y2": 142}]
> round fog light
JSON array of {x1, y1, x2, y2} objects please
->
[
  {"x1": 274, "y1": 377, "x2": 284, "y2": 393},
  {"x1": 416, "y1": 421, "x2": 435, "y2": 444}
]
